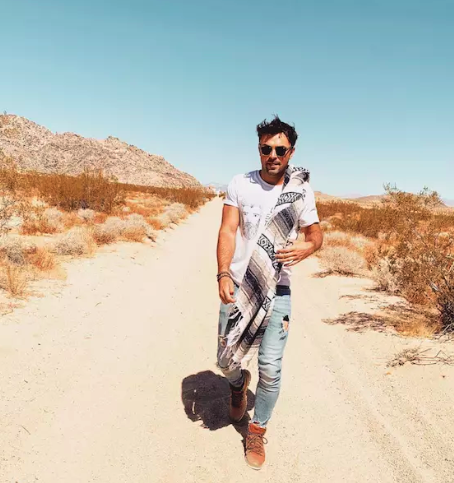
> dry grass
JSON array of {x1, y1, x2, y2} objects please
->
[
  {"x1": 0, "y1": 235, "x2": 27, "y2": 265},
  {"x1": 0, "y1": 153, "x2": 210, "y2": 302},
  {"x1": 148, "y1": 217, "x2": 165, "y2": 230},
  {"x1": 23, "y1": 169, "x2": 125, "y2": 213},
  {"x1": 92, "y1": 214, "x2": 158, "y2": 245},
  {"x1": 52, "y1": 227, "x2": 95, "y2": 256},
  {"x1": 317, "y1": 193, "x2": 454, "y2": 240},
  {"x1": 323, "y1": 231, "x2": 355, "y2": 250},
  {"x1": 369, "y1": 258, "x2": 400, "y2": 293},
  {"x1": 122, "y1": 214, "x2": 157, "y2": 242},
  {"x1": 318, "y1": 246, "x2": 367, "y2": 277},
  {"x1": 20, "y1": 206, "x2": 65, "y2": 235},
  {"x1": 123, "y1": 185, "x2": 214, "y2": 209},
  {"x1": 28, "y1": 246, "x2": 56, "y2": 271},
  {"x1": 77, "y1": 208, "x2": 96, "y2": 223},
  {"x1": 165, "y1": 203, "x2": 187, "y2": 223},
  {"x1": 0, "y1": 265, "x2": 27, "y2": 297},
  {"x1": 318, "y1": 185, "x2": 454, "y2": 335},
  {"x1": 92, "y1": 218, "x2": 122, "y2": 245}
]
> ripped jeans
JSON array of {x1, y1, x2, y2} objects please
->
[{"x1": 217, "y1": 285, "x2": 291, "y2": 428}]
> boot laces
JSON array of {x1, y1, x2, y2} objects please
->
[{"x1": 246, "y1": 433, "x2": 268, "y2": 456}]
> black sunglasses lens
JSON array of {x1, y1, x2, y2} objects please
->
[
  {"x1": 275, "y1": 147, "x2": 288, "y2": 156},
  {"x1": 260, "y1": 145, "x2": 272, "y2": 155}
]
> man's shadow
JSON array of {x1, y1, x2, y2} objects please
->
[{"x1": 181, "y1": 370, "x2": 255, "y2": 444}]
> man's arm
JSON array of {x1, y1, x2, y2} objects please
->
[
  {"x1": 301, "y1": 222, "x2": 323, "y2": 252},
  {"x1": 275, "y1": 223, "x2": 323, "y2": 267},
  {"x1": 217, "y1": 205, "x2": 239, "y2": 303}
]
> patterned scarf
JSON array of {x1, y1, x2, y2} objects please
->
[{"x1": 220, "y1": 165, "x2": 310, "y2": 371}]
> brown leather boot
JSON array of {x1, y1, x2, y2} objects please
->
[
  {"x1": 229, "y1": 369, "x2": 251, "y2": 422},
  {"x1": 245, "y1": 422, "x2": 267, "y2": 470}
]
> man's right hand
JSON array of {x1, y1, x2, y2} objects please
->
[{"x1": 219, "y1": 276, "x2": 236, "y2": 304}]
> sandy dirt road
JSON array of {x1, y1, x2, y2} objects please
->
[{"x1": 1, "y1": 198, "x2": 454, "y2": 483}]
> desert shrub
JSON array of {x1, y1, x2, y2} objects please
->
[
  {"x1": 323, "y1": 231, "x2": 353, "y2": 249},
  {"x1": 43, "y1": 207, "x2": 64, "y2": 232},
  {"x1": 0, "y1": 152, "x2": 21, "y2": 234},
  {"x1": 93, "y1": 212, "x2": 108, "y2": 224},
  {"x1": 437, "y1": 285, "x2": 454, "y2": 330},
  {"x1": 52, "y1": 227, "x2": 94, "y2": 256},
  {"x1": 92, "y1": 217, "x2": 123, "y2": 245},
  {"x1": 28, "y1": 246, "x2": 56, "y2": 271},
  {"x1": 318, "y1": 186, "x2": 454, "y2": 331},
  {"x1": 349, "y1": 236, "x2": 373, "y2": 251},
  {"x1": 319, "y1": 246, "x2": 367, "y2": 276},
  {"x1": 0, "y1": 265, "x2": 27, "y2": 297},
  {"x1": 1, "y1": 156, "x2": 211, "y2": 225},
  {"x1": 0, "y1": 151, "x2": 20, "y2": 193},
  {"x1": 369, "y1": 186, "x2": 454, "y2": 330},
  {"x1": 24, "y1": 168, "x2": 125, "y2": 213},
  {"x1": 370, "y1": 258, "x2": 400, "y2": 293},
  {"x1": 148, "y1": 217, "x2": 164, "y2": 230},
  {"x1": 92, "y1": 225, "x2": 117, "y2": 245},
  {"x1": 103, "y1": 217, "x2": 125, "y2": 235},
  {"x1": 316, "y1": 201, "x2": 363, "y2": 221},
  {"x1": 20, "y1": 210, "x2": 43, "y2": 235},
  {"x1": 93, "y1": 214, "x2": 156, "y2": 244},
  {"x1": 317, "y1": 192, "x2": 454, "y2": 240},
  {"x1": 165, "y1": 203, "x2": 187, "y2": 224},
  {"x1": 0, "y1": 235, "x2": 26, "y2": 266},
  {"x1": 320, "y1": 220, "x2": 332, "y2": 231},
  {"x1": 77, "y1": 208, "x2": 95, "y2": 223},
  {"x1": 158, "y1": 212, "x2": 172, "y2": 228},
  {"x1": 122, "y1": 214, "x2": 156, "y2": 241},
  {"x1": 122, "y1": 214, "x2": 146, "y2": 241},
  {"x1": 123, "y1": 185, "x2": 213, "y2": 209},
  {"x1": 20, "y1": 205, "x2": 64, "y2": 234}
]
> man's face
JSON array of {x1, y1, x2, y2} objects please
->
[{"x1": 258, "y1": 133, "x2": 294, "y2": 179}]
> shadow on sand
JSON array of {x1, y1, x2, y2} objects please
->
[
  {"x1": 323, "y1": 303, "x2": 440, "y2": 335},
  {"x1": 181, "y1": 370, "x2": 255, "y2": 444}
]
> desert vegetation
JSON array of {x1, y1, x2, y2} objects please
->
[
  {"x1": 0, "y1": 151, "x2": 214, "y2": 301},
  {"x1": 317, "y1": 186, "x2": 454, "y2": 335}
]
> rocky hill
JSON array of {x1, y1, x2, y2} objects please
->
[{"x1": 0, "y1": 115, "x2": 201, "y2": 189}]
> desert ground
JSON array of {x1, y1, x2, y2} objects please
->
[{"x1": 1, "y1": 198, "x2": 454, "y2": 483}]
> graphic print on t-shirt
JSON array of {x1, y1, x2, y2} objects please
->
[
  {"x1": 241, "y1": 204, "x2": 262, "y2": 240},
  {"x1": 264, "y1": 208, "x2": 274, "y2": 227}
]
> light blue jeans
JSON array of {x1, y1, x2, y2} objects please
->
[{"x1": 217, "y1": 286, "x2": 291, "y2": 428}]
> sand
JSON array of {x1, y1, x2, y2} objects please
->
[{"x1": 1, "y1": 198, "x2": 454, "y2": 483}]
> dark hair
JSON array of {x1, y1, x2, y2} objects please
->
[{"x1": 256, "y1": 115, "x2": 298, "y2": 147}]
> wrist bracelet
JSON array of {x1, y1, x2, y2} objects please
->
[{"x1": 217, "y1": 272, "x2": 232, "y2": 282}]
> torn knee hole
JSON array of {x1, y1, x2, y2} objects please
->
[
  {"x1": 218, "y1": 335, "x2": 227, "y2": 347},
  {"x1": 282, "y1": 315, "x2": 290, "y2": 332}
]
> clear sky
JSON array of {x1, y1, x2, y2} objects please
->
[{"x1": 1, "y1": 0, "x2": 453, "y2": 198}]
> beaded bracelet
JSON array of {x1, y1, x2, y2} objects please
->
[{"x1": 217, "y1": 271, "x2": 233, "y2": 282}]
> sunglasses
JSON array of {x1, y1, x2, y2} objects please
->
[{"x1": 259, "y1": 144, "x2": 291, "y2": 157}]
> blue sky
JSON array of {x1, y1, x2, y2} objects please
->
[{"x1": 1, "y1": 0, "x2": 453, "y2": 198}]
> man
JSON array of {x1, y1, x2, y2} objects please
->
[{"x1": 216, "y1": 116, "x2": 323, "y2": 470}]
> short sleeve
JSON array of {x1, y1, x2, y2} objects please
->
[
  {"x1": 299, "y1": 183, "x2": 320, "y2": 228},
  {"x1": 224, "y1": 176, "x2": 239, "y2": 208}
]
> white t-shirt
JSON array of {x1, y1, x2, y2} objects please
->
[{"x1": 224, "y1": 170, "x2": 320, "y2": 287}]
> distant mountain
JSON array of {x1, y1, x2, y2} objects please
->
[
  {"x1": 205, "y1": 182, "x2": 228, "y2": 192},
  {"x1": 0, "y1": 114, "x2": 201, "y2": 189},
  {"x1": 314, "y1": 191, "x2": 342, "y2": 201},
  {"x1": 345, "y1": 195, "x2": 384, "y2": 204},
  {"x1": 443, "y1": 199, "x2": 454, "y2": 207}
]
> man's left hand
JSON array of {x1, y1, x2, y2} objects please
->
[{"x1": 275, "y1": 241, "x2": 315, "y2": 267}]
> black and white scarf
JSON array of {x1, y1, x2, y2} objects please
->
[{"x1": 220, "y1": 165, "x2": 310, "y2": 371}]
